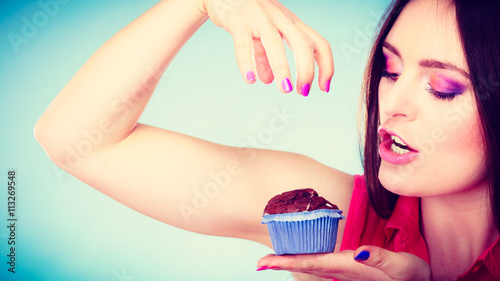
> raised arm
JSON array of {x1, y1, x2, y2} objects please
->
[{"x1": 34, "y1": 0, "x2": 353, "y2": 247}]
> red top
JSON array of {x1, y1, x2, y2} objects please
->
[{"x1": 340, "y1": 175, "x2": 500, "y2": 280}]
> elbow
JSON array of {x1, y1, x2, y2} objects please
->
[
  {"x1": 33, "y1": 116, "x2": 68, "y2": 170},
  {"x1": 33, "y1": 116, "x2": 47, "y2": 149},
  {"x1": 34, "y1": 115, "x2": 101, "y2": 172}
]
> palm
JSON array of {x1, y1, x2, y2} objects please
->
[{"x1": 257, "y1": 247, "x2": 431, "y2": 281}]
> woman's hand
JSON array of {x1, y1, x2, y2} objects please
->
[
  {"x1": 197, "y1": 0, "x2": 334, "y2": 96},
  {"x1": 256, "y1": 246, "x2": 431, "y2": 281}
]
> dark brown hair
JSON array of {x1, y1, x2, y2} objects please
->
[{"x1": 361, "y1": 0, "x2": 500, "y2": 231}]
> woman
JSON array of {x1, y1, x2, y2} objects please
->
[{"x1": 34, "y1": 0, "x2": 500, "y2": 280}]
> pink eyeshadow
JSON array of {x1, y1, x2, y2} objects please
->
[{"x1": 430, "y1": 73, "x2": 466, "y2": 93}]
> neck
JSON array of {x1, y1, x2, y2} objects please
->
[{"x1": 421, "y1": 182, "x2": 498, "y2": 281}]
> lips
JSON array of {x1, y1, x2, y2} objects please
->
[{"x1": 378, "y1": 127, "x2": 419, "y2": 165}]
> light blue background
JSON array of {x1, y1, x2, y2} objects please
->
[{"x1": 0, "y1": 0, "x2": 390, "y2": 280}]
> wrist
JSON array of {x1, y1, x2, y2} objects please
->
[
  {"x1": 157, "y1": 0, "x2": 209, "y2": 26},
  {"x1": 193, "y1": 0, "x2": 209, "y2": 16},
  {"x1": 159, "y1": 0, "x2": 208, "y2": 18}
]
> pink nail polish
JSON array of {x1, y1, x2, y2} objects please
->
[
  {"x1": 325, "y1": 79, "x2": 331, "y2": 93},
  {"x1": 268, "y1": 266, "x2": 280, "y2": 269},
  {"x1": 282, "y1": 78, "x2": 293, "y2": 93},
  {"x1": 256, "y1": 266, "x2": 269, "y2": 271},
  {"x1": 300, "y1": 83, "x2": 310, "y2": 97},
  {"x1": 246, "y1": 71, "x2": 256, "y2": 82}
]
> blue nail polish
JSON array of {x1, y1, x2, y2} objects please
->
[{"x1": 354, "y1": 251, "x2": 370, "y2": 261}]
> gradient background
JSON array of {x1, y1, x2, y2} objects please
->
[{"x1": 0, "y1": 0, "x2": 390, "y2": 280}]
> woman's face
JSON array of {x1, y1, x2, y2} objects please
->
[{"x1": 377, "y1": 0, "x2": 487, "y2": 198}]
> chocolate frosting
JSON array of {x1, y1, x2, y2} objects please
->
[{"x1": 263, "y1": 188, "x2": 338, "y2": 215}]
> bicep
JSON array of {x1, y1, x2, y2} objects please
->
[{"x1": 68, "y1": 123, "x2": 354, "y2": 246}]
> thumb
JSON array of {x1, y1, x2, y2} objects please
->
[{"x1": 352, "y1": 246, "x2": 431, "y2": 281}]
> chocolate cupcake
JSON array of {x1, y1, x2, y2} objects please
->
[{"x1": 261, "y1": 188, "x2": 344, "y2": 255}]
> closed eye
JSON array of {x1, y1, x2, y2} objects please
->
[
  {"x1": 425, "y1": 84, "x2": 460, "y2": 101},
  {"x1": 381, "y1": 70, "x2": 400, "y2": 82}
]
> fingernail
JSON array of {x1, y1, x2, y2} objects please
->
[
  {"x1": 256, "y1": 266, "x2": 269, "y2": 271},
  {"x1": 268, "y1": 266, "x2": 280, "y2": 269},
  {"x1": 300, "y1": 83, "x2": 310, "y2": 97},
  {"x1": 354, "y1": 251, "x2": 370, "y2": 261},
  {"x1": 282, "y1": 78, "x2": 293, "y2": 93},
  {"x1": 246, "y1": 71, "x2": 256, "y2": 82},
  {"x1": 325, "y1": 79, "x2": 331, "y2": 93}
]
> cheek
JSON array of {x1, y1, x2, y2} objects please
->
[
  {"x1": 440, "y1": 119, "x2": 484, "y2": 173},
  {"x1": 438, "y1": 105, "x2": 484, "y2": 159},
  {"x1": 421, "y1": 104, "x2": 486, "y2": 191},
  {"x1": 378, "y1": 80, "x2": 390, "y2": 120},
  {"x1": 379, "y1": 100, "x2": 486, "y2": 197}
]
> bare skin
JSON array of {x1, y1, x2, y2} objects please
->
[
  {"x1": 35, "y1": 0, "x2": 497, "y2": 280},
  {"x1": 258, "y1": 1, "x2": 497, "y2": 280},
  {"x1": 34, "y1": 1, "x2": 353, "y2": 280}
]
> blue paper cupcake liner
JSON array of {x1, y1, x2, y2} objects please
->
[{"x1": 262, "y1": 209, "x2": 344, "y2": 255}]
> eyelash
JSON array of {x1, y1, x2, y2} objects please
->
[
  {"x1": 425, "y1": 85, "x2": 458, "y2": 101},
  {"x1": 381, "y1": 70, "x2": 399, "y2": 82},
  {"x1": 381, "y1": 70, "x2": 459, "y2": 101}
]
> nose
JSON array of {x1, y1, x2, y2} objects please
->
[{"x1": 378, "y1": 74, "x2": 418, "y2": 121}]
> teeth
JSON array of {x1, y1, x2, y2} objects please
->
[
  {"x1": 391, "y1": 135, "x2": 405, "y2": 146},
  {"x1": 391, "y1": 143, "x2": 410, "y2": 154},
  {"x1": 389, "y1": 135, "x2": 411, "y2": 154}
]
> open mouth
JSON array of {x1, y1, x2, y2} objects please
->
[
  {"x1": 378, "y1": 127, "x2": 419, "y2": 165},
  {"x1": 390, "y1": 135, "x2": 411, "y2": 154}
]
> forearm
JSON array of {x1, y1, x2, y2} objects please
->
[
  {"x1": 35, "y1": 0, "x2": 207, "y2": 167},
  {"x1": 32, "y1": 0, "x2": 348, "y2": 246}
]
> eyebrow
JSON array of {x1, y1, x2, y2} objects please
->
[{"x1": 382, "y1": 41, "x2": 470, "y2": 79}]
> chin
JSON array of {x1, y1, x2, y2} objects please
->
[{"x1": 378, "y1": 162, "x2": 425, "y2": 197}]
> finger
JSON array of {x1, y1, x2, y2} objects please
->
[
  {"x1": 353, "y1": 246, "x2": 431, "y2": 280},
  {"x1": 252, "y1": 39, "x2": 274, "y2": 85},
  {"x1": 258, "y1": 25, "x2": 293, "y2": 93},
  {"x1": 232, "y1": 30, "x2": 257, "y2": 84},
  {"x1": 295, "y1": 20, "x2": 334, "y2": 93},
  {"x1": 269, "y1": 2, "x2": 333, "y2": 94},
  {"x1": 257, "y1": 253, "x2": 343, "y2": 278},
  {"x1": 257, "y1": 251, "x2": 391, "y2": 280},
  {"x1": 257, "y1": 252, "x2": 351, "y2": 274},
  {"x1": 268, "y1": 10, "x2": 314, "y2": 96}
]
